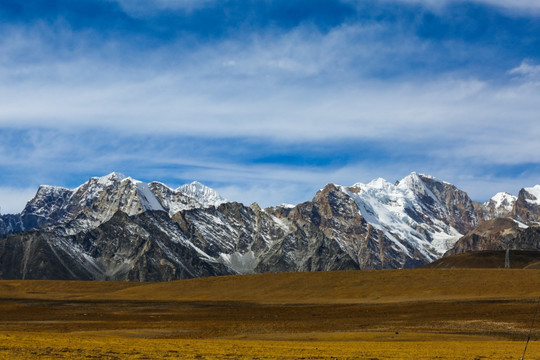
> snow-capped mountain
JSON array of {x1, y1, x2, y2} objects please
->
[
  {"x1": 443, "y1": 188, "x2": 540, "y2": 257},
  {"x1": 445, "y1": 217, "x2": 534, "y2": 257},
  {"x1": 476, "y1": 192, "x2": 517, "y2": 221},
  {"x1": 149, "y1": 181, "x2": 220, "y2": 217},
  {"x1": 0, "y1": 172, "x2": 227, "y2": 235},
  {"x1": 0, "y1": 211, "x2": 232, "y2": 281},
  {"x1": 176, "y1": 181, "x2": 227, "y2": 208},
  {"x1": 512, "y1": 185, "x2": 540, "y2": 223},
  {"x1": 489, "y1": 192, "x2": 518, "y2": 212},
  {"x1": 344, "y1": 173, "x2": 477, "y2": 254},
  {"x1": 2, "y1": 172, "x2": 540, "y2": 281}
]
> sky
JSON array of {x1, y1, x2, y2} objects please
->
[{"x1": 1, "y1": 0, "x2": 540, "y2": 213}]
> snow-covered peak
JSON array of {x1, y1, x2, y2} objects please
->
[
  {"x1": 77, "y1": 172, "x2": 131, "y2": 200},
  {"x1": 415, "y1": 172, "x2": 449, "y2": 184},
  {"x1": 397, "y1": 172, "x2": 449, "y2": 190},
  {"x1": 350, "y1": 177, "x2": 393, "y2": 192},
  {"x1": 523, "y1": 185, "x2": 540, "y2": 206},
  {"x1": 35, "y1": 184, "x2": 71, "y2": 194},
  {"x1": 148, "y1": 181, "x2": 175, "y2": 192},
  {"x1": 348, "y1": 178, "x2": 403, "y2": 204},
  {"x1": 177, "y1": 181, "x2": 227, "y2": 208},
  {"x1": 396, "y1": 174, "x2": 443, "y2": 205},
  {"x1": 96, "y1": 174, "x2": 164, "y2": 212},
  {"x1": 487, "y1": 192, "x2": 517, "y2": 211},
  {"x1": 74, "y1": 173, "x2": 168, "y2": 217},
  {"x1": 95, "y1": 172, "x2": 127, "y2": 185},
  {"x1": 367, "y1": 177, "x2": 393, "y2": 189},
  {"x1": 21, "y1": 185, "x2": 74, "y2": 217},
  {"x1": 338, "y1": 172, "x2": 468, "y2": 256},
  {"x1": 397, "y1": 172, "x2": 424, "y2": 191}
]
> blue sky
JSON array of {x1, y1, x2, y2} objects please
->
[{"x1": 2, "y1": 0, "x2": 540, "y2": 213}]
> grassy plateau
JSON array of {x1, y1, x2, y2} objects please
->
[{"x1": 1, "y1": 269, "x2": 540, "y2": 359}]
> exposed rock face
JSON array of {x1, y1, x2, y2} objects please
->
[
  {"x1": 426, "y1": 250, "x2": 540, "y2": 269},
  {"x1": 266, "y1": 184, "x2": 406, "y2": 271},
  {"x1": 413, "y1": 174, "x2": 478, "y2": 234},
  {"x1": 514, "y1": 227, "x2": 540, "y2": 251},
  {"x1": 445, "y1": 218, "x2": 540, "y2": 257},
  {"x1": 342, "y1": 173, "x2": 474, "y2": 256},
  {"x1": 0, "y1": 173, "x2": 225, "y2": 236},
  {"x1": 512, "y1": 186, "x2": 540, "y2": 223},
  {"x1": 442, "y1": 185, "x2": 540, "y2": 258},
  {"x1": 149, "y1": 181, "x2": 208, "y2": 216},
  {"x1": 282, "y1": 182, "x2": 433, "y2": 269},
  {"x1": 0, "y1": 172, "x2": 163, "y2": 235},
  {"x1": 445, "y1": 218, "x2": 524, "y2": 256},
  {"x1": 478, "y1": 192, "x2": 517, "y2": 221},
  {"x1": 171, "y1": 201, "x2": 287, "y2": 274},
  {"x1": 0, "y1": 214, "x2": 28, "y2": 235},
  {"x1": 2, "y1": 171, "x2": 540, "y2": 281},
  {"x1": 0, "y1": 211, "x2": 231, "y2": 281}
]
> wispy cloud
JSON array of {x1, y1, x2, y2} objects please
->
[
  {"x1": 509, "y1": 60, "x2": 540, "y2": 82},
  {"x1": 377, "y1": 0, "x2": 540, "y2": 13},
  {"x1": 111, "y1": 0, "x2": 217, "y2": 15},
  {"x1": 1, "y1": 0, "x2": 540, "y2": 212}
]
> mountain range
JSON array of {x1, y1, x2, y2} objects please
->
[{"x1": 1, "y1": 172, "x2": 539, "y2": 281}]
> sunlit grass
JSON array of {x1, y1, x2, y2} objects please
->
[
  {"x1": 1, "y1": 269, "x2": 540, "y2": 359},
  {"x1": 0, "y1": 331, "x2": 536, "y2": 360}
]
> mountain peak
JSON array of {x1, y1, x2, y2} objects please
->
[
  {"x1": 487, "y1": 192, "x2": 517, "y2": 209},
  {"x1": 523, "y1": 185, "x2": 540, "y2": 206},
  {"x1": 177, "y1": 181, "x2": 227, "y2": 208},
  {"x1": 367, "y1": 177, "x2": 392, "y2": 188},
  {"x1": 396, "y1": 172, "x2": 428, "y2": 192},
  {"x1": 95, "y1": 172, "x2": 127, "y2": 186},
  {"x1": 398, "y1": 172, "x2": 448, "y2": 188}
]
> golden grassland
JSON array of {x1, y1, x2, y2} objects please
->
[
  {"x1": 0, "y1": 331, "x2": 535, "y2": 360},
  {"x1": 1, "y1": 269, "x2": 540, "y2": 359}
]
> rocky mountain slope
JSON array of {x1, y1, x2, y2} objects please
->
[
  {"x1": 426, "y1": 250, "x2": 540, "y2": 269},
  {"x1": 1, "y1": 172, "x2": 540, "y2": 281},
  {"x1": 512, "y1": 185, "x2": 540, "y2": 223},
  {"x1": 445, "y1": 186, "x2": 540, "y2": 256},
  {"x1": 0, "y1": 211, "x2": 231, "y2": 281},
  {"x1": 445, "y1": 218, "x2": 540, "y2": 256},
  {"x1": 474, "y1": 192, "x2": 517, "y2": 221}
]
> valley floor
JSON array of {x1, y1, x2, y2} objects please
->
[{"x1": 1, "y1": 269, "x2": 539, "y2": 359}]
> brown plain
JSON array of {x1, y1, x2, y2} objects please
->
[{"x1": 1, "y1": 269, "x2": 540, "y2": 359}]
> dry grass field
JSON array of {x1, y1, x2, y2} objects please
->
[{"x1": 1, "y1": 269, "x2": 540, "y2": 359}]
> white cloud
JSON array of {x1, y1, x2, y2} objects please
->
[
  {"x1": 2, "y1": 68, "x2": 538, "y2": 164},
  {"x1": 112, "y1": 0, "x2": 540, "y2": 15},
  {"x1": 0, "y1": 187, "x2": 36, "y2": 214},
  {"x1": 375, "y1": 0, "x2": 540, "y2": 13},
  {"x1": 473, "y1": 0, "x2": 540, "y2": 12},
  {"x1": 509, "y1": 60, "x2": 540, "y2": 82},
  {"x1": 110, "y1": 0, "x2": 216, "y2": 16},
  {"x1": 2, "y1": 17, "x2": 540, "y2": 208}
]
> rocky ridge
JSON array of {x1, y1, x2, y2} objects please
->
[{"x1": 1, "y1": 172, "x2": 540, "y2": 281}]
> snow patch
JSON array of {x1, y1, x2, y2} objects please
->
[
  {"x1": 524, "y1": 185, "x2": 540, "y2": 206},
  {"x1": 279, "y1": 203, "x2": 295, "y2": 209},
  {"x1": 219, "y1": 251, "x2": 257, "y2": 274},
  {"x1": 513, "y1": 219, "x2": 529, "y2": 229},
  {"x1": 134, "y1": 180, "x2": 165, "y2": 212}
]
